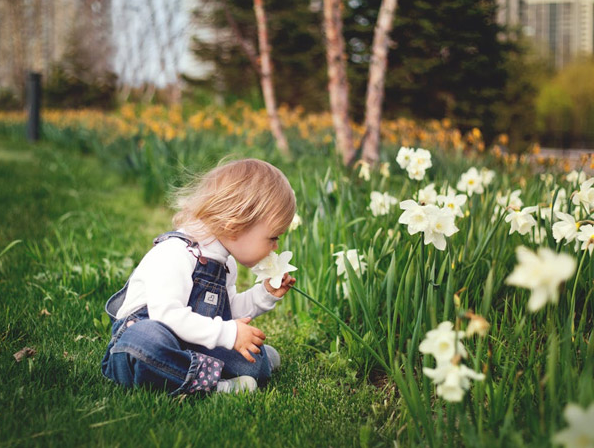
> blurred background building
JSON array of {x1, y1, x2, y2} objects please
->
[
  {"x1": 0, "y1": 0, "x2": 111, "y2": 92},
  {"x1": 497, "y1": 0, "x2": 594, "y2": 69},
  {"x1": 523, "y1": 0, "x2": 594, "y2": 69},
  {"x1": 2, "y1": 0, "x2": 594, "y2": 97},
  {"x1": 1, "y1": 0, "x2": 593, "y2": 149},
  {"x1": 0, "y1": 0, "x2": 201, "y2": 104},
  {"x1": 497, "y1": 0, "x2": 522, "y2": 27}
]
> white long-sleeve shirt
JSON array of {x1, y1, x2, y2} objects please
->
[{"x1": 115, "y1": 230, "x2": 281, "y2": 350}]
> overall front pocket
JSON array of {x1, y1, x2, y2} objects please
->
[{"x1": 190, "y1": 278, "x2": 225, "y2": 318}]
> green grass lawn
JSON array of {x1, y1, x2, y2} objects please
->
[{"x1": 0, "y1": 136, "x2": 394, "y2": 447}]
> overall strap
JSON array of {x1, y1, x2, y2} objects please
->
[
  {"x1": 153, "y1": 231, "x2": 228, "y2": 273},
  {"x1": 153, "y1": 231, "x2": 198, "y2": 248}
]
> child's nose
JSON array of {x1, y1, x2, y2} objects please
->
[{"x1": 272, "y1": 241, "x2": 278, "y2": 251}]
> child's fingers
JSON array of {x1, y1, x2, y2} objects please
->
[
  {"x1": 251, "y1": 335, "x2": 264, "y2": 348},
  {"x1": 240, "y1": 349, "x2": 256, "y2": 363},
  {"x1": 240, "y1": 345, "x2": 261, "y2": 362},
  {"x1": 282, "y1": 275, "x2": 296, "y2": 288},
  {"x1": 251, "y1": 327, "x2": 266, "y2": 341}
]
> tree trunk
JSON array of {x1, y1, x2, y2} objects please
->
[
  {"x1": 323, "y1": 0, "x2": 355, "y2": 165},
  {"x1": 361, "y1": 0, "x2": 397, "y2": 165},
  {"x1": 253, "y1": 0, "x2": 290, "y2": 157},
  {"x1": 222, "y1": 0, "x2": 261, "y2": 77}
]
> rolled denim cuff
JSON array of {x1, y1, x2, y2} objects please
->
[{"x1": 171, "y1": 351, "x2": 224, "y2": 395}]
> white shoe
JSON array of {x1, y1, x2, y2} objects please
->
[
  {"x1": 264, "y1": 345, "x2": 281, "y2": 371},
  {"x1": 216, "y1": 375, "x2": 257, "y2": 394}
]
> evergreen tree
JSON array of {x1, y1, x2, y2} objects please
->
[
  {"x1": 384, "y1": 0, "x2": 512, "y2": 140},
  {"x1": 191, "y1": 0, "x2": 327, "y2": 110},
  {"x1": 191, "y1": 0, "x2": 526, "y2": 144}
]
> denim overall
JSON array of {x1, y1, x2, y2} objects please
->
[{"x1": 101, "y1": 231, "x2": 271, "y2": 395}]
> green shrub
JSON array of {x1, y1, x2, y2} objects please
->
[
  {"x1": 44, "y1": 63, "x2": 117, "y2": 110},
  {"x1": 536, "y1": 59, "x2": 594, "y2": 147},
  {"x1": 0, "y1": 87, "x2": 21, "y2": 110}
]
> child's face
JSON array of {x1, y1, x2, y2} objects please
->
[{"x1": 220, "y1": 221, "x2": 282, "y2": 268}]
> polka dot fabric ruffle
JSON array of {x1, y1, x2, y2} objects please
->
[{"x1": 188, "y1": 355, "x2": 223, "y2": 393}]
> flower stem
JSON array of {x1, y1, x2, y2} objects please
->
[
  {"x1": 419, "y1": 235, "x2": 426, "y2": 303},
  {"x1": 569, "y1": 248, "x2": 589, "y2": 335},
  {"x1": 292, "y1": 285, "x2": 391, "y2": 374},
  {"x1": 463, "y1": 212, "x2": 505, "y2": 293}
]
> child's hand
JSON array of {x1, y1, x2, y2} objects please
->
[
  {"x1": 234, "y1": 317, "x2": 266, "y2": 363},
  {"x1": 264, "y1": 273, "x2": 296, "y2": 298}
]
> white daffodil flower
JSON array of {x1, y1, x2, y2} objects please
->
[
  {"x1": 541, "y1": 173, "x2": 555, "y2": 186},
  {"x1": 380, "y1": 162, "x2": 390, "y2": 178},
  {"x1": 399, "y1": 200, "x2": 429, "y2": 234},
  {"x1": 398, "y1": 147, "x2": 432, "y2": 180},
  {"x1": 251, "y1": 251, "x2": 297, "y2": 289},
  {"x1": 369, "y1": 191, "x2": 398, "y2": 217},
  {"x1": 553, "y1": 212, "x2": 579, "y2": 244},
  {"x1": 505, "y1": 246, "x2": 577, "y2": 312},
  {"x1": 504, "y1": 206, "x2": 538, "y2": 235},
  {"x1": 457, "y1": 167, "x2": 485, "y2": 196},
  {"x1": 423, "y1": 362, "x2": 486, "y2": 402},
  {"x1": 439, "y1": 186, "x2": 458, "y2": 197},
  {"x1": 418, "y1": 183, "x2": 438, "y2": 205},
  {"x1": 572, "y1": 178, "x2": 594, "y2": 210},
  {"x1": 552, "y1": 402, "x2": 594, "y2": 448},
  {"x1": 567, "y1": 170, "x2": 587, "y2": 185},
  {"x1": 480, "y1": 167, "x2": 496, "y2": 186},
  {"x1": 530, "y1": 226, "x2": 547, "y2": 244},
  {"x1": 289, "y1": 213, "x2": 302, "y2": 232},
  {"x1": 437, "y1": 190, "x2": 467, "y2": 218},
  {"x1": 576, "y1": 224, "x2": 594, "y2": 255},
  {"x1": 358, "y1": 161, "x2": 371, "y2": 181},
  {"x1": 396, "y1": 146, "x2": 415, "y2": 169},
  {"x1": 496, "y1": 189, "x2": 523, "y2": 211},
  {"x1": 333, "y1": 249, "x2": 367, "y2": 278},
  {"x1": 419, "y1": 321, "x2": 467, "y2": 364},
  {"x1": 424, "y1": 206, "x2": 459, "y2": 251},
  {"x1": 413, "y1": 148, "x2": 433, "y2": 171},
  {"x1": 400, "y1": 201, "x2": 459, "y2": 250},
  {"x1": 539, "y1": 188, "x2": 568, "y2": 221},
  {"x1": 539, "y1": 204, "x2": 554, "y2": 222},
  {"x1": 550, "y1": 187, "x2": 567, "y2": 207},
  {"x1": 406, "y1": 163, "x2": 427, "y2": 181}
]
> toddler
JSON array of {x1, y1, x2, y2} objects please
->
[{"x1": 101, "y1": 159, "x2": 296, "y2": 395}]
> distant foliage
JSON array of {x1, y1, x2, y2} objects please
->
[
  {"x1": 192, "y1": 0, "x2": 529, "y2": 145},
  {"x1": 536, "y1": 59, "x2": 594, "y2": 148},
  {"x1": 43, "y1": 3, "x2": 117, "y2": 109},
  {"x1": 0, "y1": 88, "x2": 21, "y2": 110},
  {"x1": 44, "y1": 64, "x2": 117, "y2": 110},
  {"x1": 191, "y1": 0, "x2": 326, "y2": 111},
  {"x1": 492, "y1": 37, "x2": 546, "y2": 153}
]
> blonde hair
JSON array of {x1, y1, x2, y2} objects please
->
[{"x1": 172, "y1": 158, "x2": 296, "y2": 241}]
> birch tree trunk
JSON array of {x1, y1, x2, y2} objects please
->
[
  {"x1": 361, "y1": 0, "x2": 397, "y2": 165},
  {"x1": 253, "y1": 0, "x2": 290, "y2": 157},
  {"x1": 222, "y1": 0, "x2": 261, "y2": 77},
  {"x1": 323, "y1": 0, "x2": 355, "y2": 166}
]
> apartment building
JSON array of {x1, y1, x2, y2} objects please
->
[{"x1": 497, "y1": 0, "x2": 594, "y2": 69}]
